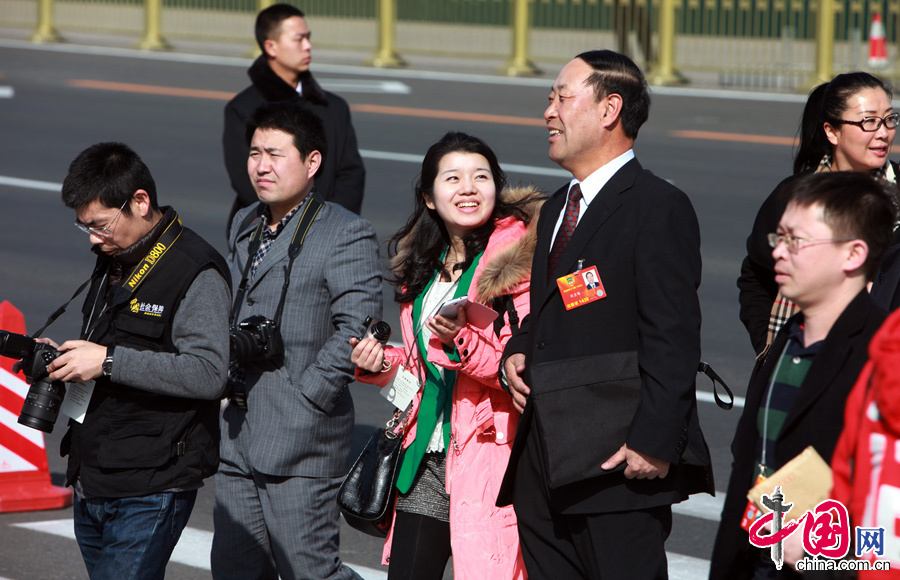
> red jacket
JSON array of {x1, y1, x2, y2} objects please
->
[{"x1": 832, "y1": 308, "x2": 900, "y2": 578}]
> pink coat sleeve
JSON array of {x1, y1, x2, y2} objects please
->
[
  {"x1": 426, "y1": 279, "x2": 530, "y2": 390},
  {"x1": 353, "y1": 345, "x2": 408, "y2": 387}
]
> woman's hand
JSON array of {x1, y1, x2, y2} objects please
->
[
  {"x1": 426, "y1": 306, "x2": 467, "y2": 346},
  {"x1": 350, "y1": 336, "x2": 385, "y2": 373}
]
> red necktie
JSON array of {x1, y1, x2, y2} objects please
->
[{"x1": 548, "y1": 184, "x2": 582, "y2": 279}]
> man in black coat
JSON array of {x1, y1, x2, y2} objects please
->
[
  {"x1": 709, "y1": 172, "x2": 895, "y2": 579},
  {"x1": 499, "y1": 50, "x2": 713, "y2": 580},
  {"x1": 223, "y1": 3, "x2": 365, "y2": 230}
]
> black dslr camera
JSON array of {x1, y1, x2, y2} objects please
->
[
  {"x1": 0, "y1": 331, "x2": 64, "y2": 433},
  {"x1": 230, "y1": 315, "x2": 284, "y2": 363}
]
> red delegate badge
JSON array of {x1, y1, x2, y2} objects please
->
[{"x1": 556, "y1": 265, "x2": 606, "y2": 310}]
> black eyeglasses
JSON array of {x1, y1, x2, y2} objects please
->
[{"x1": 831, "y1": 112, "x2": 900, "y2": 132}]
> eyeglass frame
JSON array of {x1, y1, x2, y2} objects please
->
[
  {"x1": 74, "y1": 197, "x2": 131, "y2": 237},
  {"x1": 828, "y1": 112, "x2": 900, "y2": 132},
  {"x1": 767, "y1": 232, "x2": 858, "y2": 253}
]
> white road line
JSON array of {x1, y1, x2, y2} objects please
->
[
  {"x1": 11, "y1": 518, "x2": 711, "y2": 578},
  {"x1": 12, "y1": 519, "x2": 388, "y2": 578},
  {"x1": 697, "y1": 389, "x2": 746, "y2": 409},
  {"x1": 319, "y1": 80, "x2": 411, "y2": 94},
  {"x1": 0, "y1": 150, "x2": 567, "y2": 195},
  {"x1": 672, "y1": 492, "x2": 725, "y2": 522},
  {"x1": 0, "y1": 38, "x2": 821, "y2": 103},
  {"x1": 0, "y1": 175, "x2": 60, "y2": 192},
  {"x1": 0, "y1": 86, "x2": 13, "y2": 98}
]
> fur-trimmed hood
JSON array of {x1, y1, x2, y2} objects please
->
[
  {"x1": 392, "y1": 185, "x2": 545, "y2": 303},
  {"x1": 474, "y1": 186, "x2": 545, "y2": 303}
]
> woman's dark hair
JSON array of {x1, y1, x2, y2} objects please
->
[
  {"x1": 793, "y1": 72, "x2": 892, "y2": 174},
  {"x1": 388, "y1": 132, "x2": 524, "y2": 303}
]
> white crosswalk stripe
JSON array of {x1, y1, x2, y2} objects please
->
[{"x1": 12, "y1": 515, "x2": 714, "y2": 579}]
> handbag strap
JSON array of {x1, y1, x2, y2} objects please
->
[{"x1": 384, "y1": 402, "x2": 413, "y2": 439}]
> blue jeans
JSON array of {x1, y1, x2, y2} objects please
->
[{"x1": 73, "y1": 490, "x2": 197, "y2": 580}]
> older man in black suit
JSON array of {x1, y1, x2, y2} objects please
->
[{"x1": 499, "y1": 50, "x2": 713, "y2": 580}]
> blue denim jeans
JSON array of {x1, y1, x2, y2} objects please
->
[{"x1": 73, "y1": 489, "x2": 197, "y2": 580}]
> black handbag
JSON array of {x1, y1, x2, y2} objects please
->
[{"x1": 337, "y1": 405, "x2": 409, "y2": 538}]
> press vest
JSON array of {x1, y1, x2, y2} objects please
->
[{"x1": 62, "y1": 224, "x2": 228, "y2": 497}]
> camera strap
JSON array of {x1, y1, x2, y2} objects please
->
[
  {"x1": 32, "y1": 215, "x2": 184, "y2": 340},
  {"x1": 231, "y1": 194, "x2": 323, "y2": 328}
]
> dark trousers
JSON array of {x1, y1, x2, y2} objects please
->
[
  {"x1": 387, "y1": 511, "x2": 452, "y2": 580},
  {"x1": 512, "y1": 425, "x2": 672, "y2": 580}
]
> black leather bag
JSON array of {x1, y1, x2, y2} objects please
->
[{"x1": 337, "y1": 406, "x2": 408, "y2": 538}]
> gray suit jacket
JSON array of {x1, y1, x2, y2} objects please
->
[{"x1": 223, "y1": 192, "x2": 383, "y2": 478}]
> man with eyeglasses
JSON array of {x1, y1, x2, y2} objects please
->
[
  {"x1": 43, "y1": 142, "x2": 231, "y2": 580},
  {"x1": 710, "y1": 171, "x2": 895, "y2": 580}
]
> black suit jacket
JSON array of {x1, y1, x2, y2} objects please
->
[
  {"x1": 709, "y1": 290, "x2": 886, "y2": 580},
  {"x1": 498, "y1": 157, "x2": 714, "y2": 515}
]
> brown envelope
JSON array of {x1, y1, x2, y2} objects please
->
[{"x1": 747, "y1": 445, "x2": 833, "y2": 521}]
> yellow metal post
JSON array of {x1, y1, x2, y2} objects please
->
[
  {"x1": 499, "y1": 0, "x2": 541, "y2": 76},
  {"x1": 31, "y1": 0, "x2": 62, "y2": 43},
  {"x1": 137, "y1": 0, "x2": 172, "y2": 51},
  {"x1": 647, "y1": 0, "x2": 687, "y2": 84},
  {"x1": 809, "y1": 0, "x2": 835, "y2": 86},
  {"x1": 246, "y1": 0, "x2": 275, "y2": 58},
  {"x1": 368, "y1": 0, "x2": 406, "y2": 68}
]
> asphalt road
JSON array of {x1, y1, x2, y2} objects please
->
[{"x1": 0, "y1": 39, "x2": 812, "y2": 579}]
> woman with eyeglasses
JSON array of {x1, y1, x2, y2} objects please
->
[
  {"x1": 737, "y1": 71, "x2": 900, "y2": 357},
  {"x1": 349, "y1": 132, "x2": 543, "y2": 580}
]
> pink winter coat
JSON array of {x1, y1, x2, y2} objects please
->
[{"x1": 356, "y1": 187, "x2": 543, "y2": 580}]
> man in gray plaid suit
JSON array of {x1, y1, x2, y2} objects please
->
[{"x1": 211, "y1": 102, "x2": 382, "y2": 580}]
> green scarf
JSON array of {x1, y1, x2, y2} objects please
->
[{"x1": 395, "y1": 250, "x2": 483, "y2": 494}]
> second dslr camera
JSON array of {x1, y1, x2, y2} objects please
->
[{"x1": 230, "y1": 315, "x2": 284, "y2": 363}]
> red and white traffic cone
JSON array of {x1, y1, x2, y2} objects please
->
[
  {"x1": 869, "y1": 12, "x2": 888, "y2": 69},
  {"x1": 0, "y1": 301, "x2": 72, "y2": 512}
]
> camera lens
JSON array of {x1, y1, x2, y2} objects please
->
[
  {"x1": 370, "y1": 321, "x2": 391, "y2": 344},
  {"x1": 230, "y1": 329, "x2": 261, "y2": 362},
  {"x1": 18, "y1": 378, "x2": 66, "y2": 433}
]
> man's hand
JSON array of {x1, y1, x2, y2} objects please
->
[
  {"x1": 601, "y1": 444, "x2": 670, "y2": 479},
  {"x1": 46, "y1": 340, "x2": 107, "y2": 383},
  {"x1": 504, "y1": 353, "x2": 530, "y2": 413},
  {"x1": 349, "y1": 336, "x2": 385, "y2": 373}
]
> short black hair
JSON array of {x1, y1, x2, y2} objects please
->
[
  {"x1": 246, "y1": 102, "x2": 327, "y2": 167},
  {"x1": 255, "y1": 3, "x2": 305, "y2": 53},
  {"x1": 61, "y1": 142, "x2": 158, "y2": 214},
  {"x1": 780, "y1": 171, "x2": 896, "y2": 280},
  {"x1": 575, "y1": 50, "x2": 651, "y2": 139}
]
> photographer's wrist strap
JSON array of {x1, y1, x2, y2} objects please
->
[{"x1": 230, "y1": 194, "x2": 323, "y2": 327}]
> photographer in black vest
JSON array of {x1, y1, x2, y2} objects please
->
[{"x1": 42, "y1": 142, "x2": 231, "y2": 580}]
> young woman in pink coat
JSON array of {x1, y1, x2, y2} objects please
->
[{"x1": 350, "y1": 132, "x2": 543, "y2": 580}]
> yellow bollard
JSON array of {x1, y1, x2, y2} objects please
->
[
  {"x1": 30, "y1": 0, "x2": 62, "y2": 43},
  {"x1": 368, "y1": 0, "x2": 406, "y2": 68},
  {"x1": 808, "y1": 0, "x2": 835, "y2": 88},
  {"x1": 137, "y1": 0, "x2": 172, "y2": 51},
  {"x1": 246, "y1": 0, "x2": 275, "y2": 58},
  {"x1": 499, "y1": 0, "x2": 541, "y2": 76},
  {"x1": 646, "y1": 0, "x2": 687, "y2": 84}
]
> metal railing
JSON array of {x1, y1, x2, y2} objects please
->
[{"x1": 1, "y1": 0, "x2": 898, "y2": 88}]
